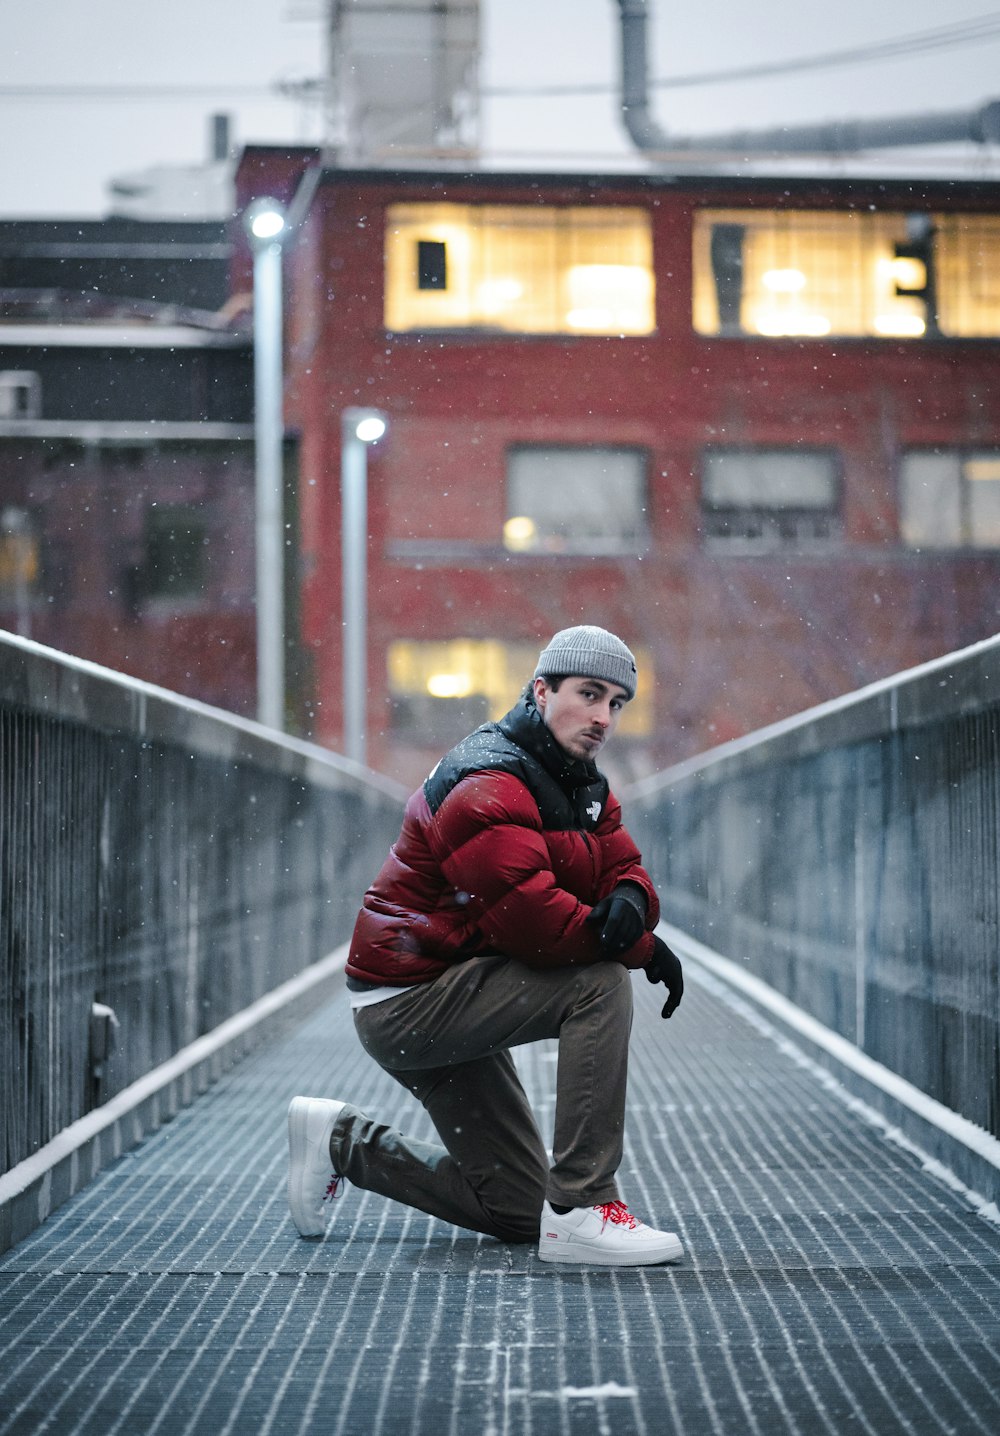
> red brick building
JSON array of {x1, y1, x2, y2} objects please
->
[{"x1": 246, "y1": 153, "x2": 1000, "y2": 785}]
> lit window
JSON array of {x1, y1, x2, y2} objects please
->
[
  {"x1": 385, "y1": 203, "x2": 655, "y2": 335},
  {"x1": 702, "y1": 448, "x2": 840, "y2": 550},
  {"x1": 900, "y1": 451, "x2": 1000, "y2": 549},
  {"x1": 693, "y1": 209, "x2": 939, "y2": 339},
  {"x1": 388, "y1": 638, "x2": 653, "y2": 742},
  {"x1": 143, "y1": 504, "x2": 208, "y2": 599},
  {"x1": 0, "y1": 506, "x2": 39, "y2": 600},
  {"x1": 935, "y1": 216, "x2": 1000, "y2": 338},
  {"x1": 505, "y1": 446, "x2": 648, "y2": 554}
]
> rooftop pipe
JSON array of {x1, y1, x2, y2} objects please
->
[{"x1": 616, "y1": 0, "x2": 1000, "y2": 156}]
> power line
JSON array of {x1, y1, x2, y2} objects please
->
[
  {"x1": 0, "y1": 84, "x2": 276, "y2": 103},
  {"x1": 651, "y1": 11, "x2": 1000, "y2": 91},
  {"x1": 485, "y1": 11, "x2": 1000, "y2": 99},
  {"x1": 2, "y1": 12, "x2": 999, "y2": 106}
]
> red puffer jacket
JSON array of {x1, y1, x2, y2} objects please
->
[{"x1": 347, "y1": 701, "x2": 659, "y2": 986}]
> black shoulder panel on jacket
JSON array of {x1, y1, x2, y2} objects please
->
[
  {"x1": 424, "y1": 723, "x2": 530, "y2": 812},
  {"x1": 423, "y1": 714, "x2": 609, "y2": 832}
]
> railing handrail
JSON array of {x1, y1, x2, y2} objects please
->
[
  {"x1": 0, "y1": 629, "x2": 408, "y2": 802},
  {"x1": 624, "y1": 630, "x2": 1000, "y2": 1188}
]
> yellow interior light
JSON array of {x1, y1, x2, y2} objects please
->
[
  {"x1": 752, "y1": 312, "x2": 832, "y2": 337},
  {"x1": 426, "y1": 672, "x2": 474, "y2": 699},
  {"x1": 886, "y1": 256, "x2": 926, "y2": 290},
  {"x1": 564, "y1": 265, "x2": 653, "y2": 333},
  {"x1": 387, "y1": 202, "x2": 654, "y2": 335},
  {"x1": 476, "y1": 278, "x2": 523, "y2": 315},
  {"x1": 762, "y1": 268, "x2": 807, "y2": 293},
  {"x1": 965, "y1": 459, "x2": 1000, "y2": 481},
  {"x1": 503, "y1": 515, "x2": 538, "y2": 551},
  {"x1": 872, "y1": 313, "x2": 926, "y2": 337},
  {"x1": 389, "y1": 638, "x2": 654, "y2": 735},
  {"x1": 565, "y1": 308, "x2": 616, "y2": 330}
]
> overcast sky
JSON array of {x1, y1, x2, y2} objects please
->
[{"x1": 2, "y1": 0, "x2": 1000, "y2": 216}]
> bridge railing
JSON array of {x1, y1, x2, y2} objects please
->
[
  {"x1": 0, "y1": 633, "x2": 406, "y2": 1177},
  {"x1": 627, "y1": 634, "x2": 1000, "y2": 1149}
]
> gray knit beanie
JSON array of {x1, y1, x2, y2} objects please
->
[{"x1": 533, "y1": 625, "x2": 638, "y2": 700}]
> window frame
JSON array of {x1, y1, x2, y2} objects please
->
[
  {"x1": 384, "y1": 201, "x2": 657, "y2": 338},
  {"x1": 898, "y1": 448, "x2": 1000, "y2": 551},
  {"x1": 140, "y1": 502, "x2": 210, "y2": 603},
  {"x1": 0, "y1": 503, "x2": 41, "y2": 606},
  {"x1": 503, "y1": 443, "x2": 651, "y2": 556},
  {"x1": 700, "y1": 446, "x2": 843, "y2": 553},
  {"x1": 0, "y1": 370, "x2": 42, "y2": 420},
  {"x1": 692, "y1": 207, "x2": 1000, "y2": 342}
]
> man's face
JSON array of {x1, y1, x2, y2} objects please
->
[{"x1": 533, "y1": 675, "x2": 629, "y2": 761}]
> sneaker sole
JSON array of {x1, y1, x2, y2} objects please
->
[{"x1": 538, "y1": 1235, "x2": 684, "y2": 1266}]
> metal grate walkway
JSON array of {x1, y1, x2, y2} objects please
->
[{"x1": 2, "y1": 954, "x2": 999, "y2": 1436}]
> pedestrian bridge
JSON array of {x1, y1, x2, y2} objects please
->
[{"x1": 1, "y1": 630, "x2": 998, "y2": 1435}]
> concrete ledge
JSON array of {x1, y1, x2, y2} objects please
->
[
  {"x1": 0, "y1": 631, "x2": 408, "y2": 802},
  {"x1": 664, "y1": 922, "x2": 1000, "y2": 1217},
  {"x1": 0, "y1": 944, "x2": 349, "y2": 1255}
]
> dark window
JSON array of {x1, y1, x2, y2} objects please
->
[
  {"x1": 416, "y1": 239, "x2": 448, "y2": 291},
  {"x1": 391, "y1": 691, "x2": 490, "y2": 746},
  {"x1": 0, "y1": 370, "x2": 41, "y2": 419},
  {"x1": 143, "y1": 504, "x2": 208, "y2": 598},
  {"x1": 702, "y1": 448, "x2": 840, "y2": 550}
]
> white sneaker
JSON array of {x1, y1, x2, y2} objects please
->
[
  {"x1": 287, "y1": 1096, "x2": 348, "y2": 1237},
  {"x1": 538, "y1": 1199, "x2": 683, "y2": 1266}
]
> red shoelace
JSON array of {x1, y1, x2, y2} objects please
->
[
  {"x1": 597, "y1": 1200, "x2": 641, "y2": 1229},
  {"x1": 324, "y1": 1174, "x2": 343, "y2": 1202}
]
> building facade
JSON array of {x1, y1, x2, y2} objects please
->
[
  {"x1": 232, "y1": 151, "x2": 1000, "y2": 787},
  {"x1": 0, "y1": 219, "x2": 264, "y2": 717}
]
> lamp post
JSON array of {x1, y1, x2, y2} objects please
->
[
  {"x1": 341, "y1": 407, "x2": 387, "y2": 766},
  {"x1": 245, "y1": 197, "x2": 288, "y2": 731}
]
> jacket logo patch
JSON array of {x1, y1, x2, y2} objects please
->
[{"x1": 586, "y1": 800, "x2": 602, "y2": 823}]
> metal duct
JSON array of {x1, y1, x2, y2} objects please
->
[
  {"x1": 326, "y1": 0, "x2": 480, "y2": 164},
  {"x1": 615, "y1": 0, "x2": 1000, "y2": 156},
  {"x1": 618, "y1": 0, "x2": 672, "y2": 150}
]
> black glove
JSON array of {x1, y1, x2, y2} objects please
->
[
  {"x1": 587, "y1": 883, "x2": 647, "y2": 956},
  {"x1": 645, "y1": 934, "x2": 684, "y2": 1019}
]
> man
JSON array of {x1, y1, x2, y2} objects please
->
[{"x1": 287, "y1": 625, "x2": 685, "y2": 1266}]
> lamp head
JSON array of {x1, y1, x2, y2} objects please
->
[
  {"x1": 355, "y1": 415, "x2": 387, "y2": 443},
  {"x1": 343, "y1": 408, "x2": 388, "y2": 444},
  {"x1": 244, "y1": 197, "x2": 287, "y2": 245}
]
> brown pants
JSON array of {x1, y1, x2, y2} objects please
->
[{"x1": 339, "y1": 954, "x2": 634, "y2": 1243}]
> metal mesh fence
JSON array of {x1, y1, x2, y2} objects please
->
[
  {"x1": 627, "y1": 636, "x2": 1000, "y2": 1142},
  {"x1": 0, "y1": 635, "x2": 405, "y2": 1174}
]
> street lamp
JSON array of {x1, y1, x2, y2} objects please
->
[
  {"x1": 244, "y1": 196, "x2": 288, "y2": 730},
  {"x1": 341, "y1": 407, "x2": 388, "y2": 766}
]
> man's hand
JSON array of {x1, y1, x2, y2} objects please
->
[
  {"x1": 645, "y1": 934, "x2": 684, "y2": 1018},
  {"x1": 587, "y1": 883, "x2": 647, "y2": 956}
]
